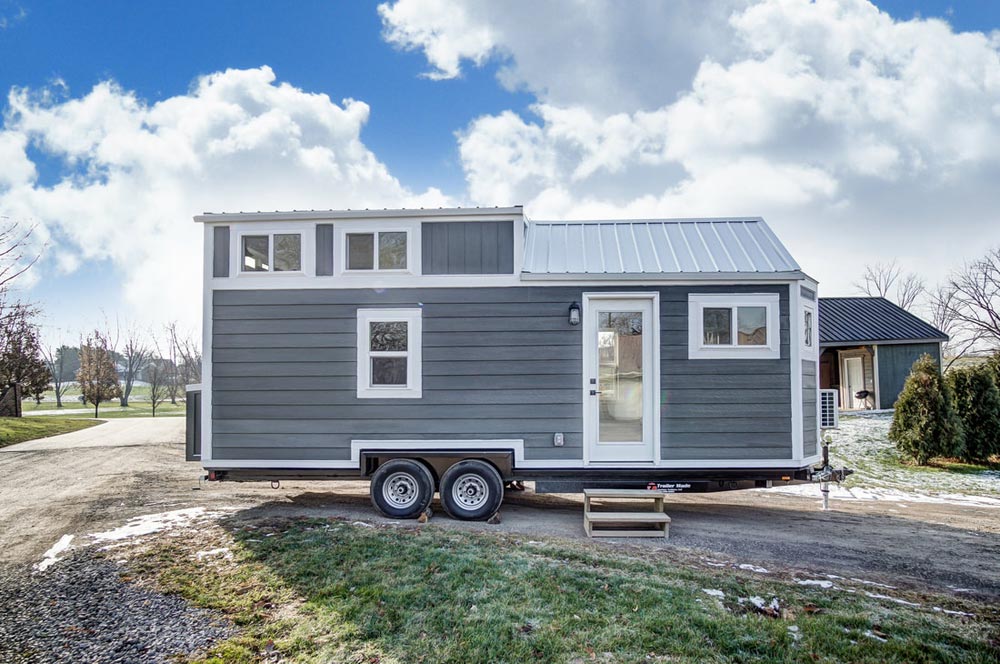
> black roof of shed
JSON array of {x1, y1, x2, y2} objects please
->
[{"x1": 818, "y1": 297, "x2": 948, "y2": 346}]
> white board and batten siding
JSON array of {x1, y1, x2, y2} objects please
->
[{"x1": 197, "y1": 209, "x2": 821, "y2": 472}]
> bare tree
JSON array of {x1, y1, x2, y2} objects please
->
[
  {"x1": 0, "y1": 219, "x2": 39, "y2": 298},
  {"x1": 928, "y1": 284, "x2": 980, "y2": 369},
  {"x1": 166, "y1": 322, "x2": 201, "y2": 403},
  {"x1": 855, "y1": 260, "x2": 902, "y2": 299},
  {"x1": 896, "y1": 273, "x2": 925, "y2": 310},
  {"x1": 42, "y1": 345, "x2": 73, "y2": 408},
  {"x1": 78, "y1": 330, "x2": 121, "y2": 418},
  {"x1": 146, "y1": 359, "x2": 167, "y2": 417},
  {"x1": 855, "y1": 259, "x2": 924, "y2": 311},
  {"x1": 943, "y1": 248, "x2": 1000, "y2": 351},
  {"x1": 118, "y1": 324, "x2": 150, "y2": 407}
]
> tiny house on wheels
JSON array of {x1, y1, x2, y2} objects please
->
[{"x1": 187, "y1": 206, "x2": 840, "y2": 521}]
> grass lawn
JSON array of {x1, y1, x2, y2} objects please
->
[
  {"x1": 23, "y1": 400, "x2": 186, "y2": 418},
  {"x1": 125, "y1": 518, "x2": 999, "y2": 663},
  {"x1": 0, "y1": 417, "x2": 101, "y2": 448}
]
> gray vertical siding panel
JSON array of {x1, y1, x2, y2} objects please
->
[
  {"x1": 421, "y1": 222, "x2": 515, "y2": 274},
  {"x1": 316, "y1": 224, "x2": 334, "y2": 276},
  {"x1": 212, "y1": 285, "x2": 793, "y2": 463},
  {"x1": 213, "y1": 226, "x2": 230, "y2": 278},
  {"x1": 802, "y1": 359, "x2": 817, "y2": 456},
  {"x1": 877, "y1": 342, "x2": 941, "y2": 409}
]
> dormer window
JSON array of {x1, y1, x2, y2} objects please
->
[
  {"x1": 346, "y1": 231, "x2": 407, "y2": 271},
  {"x1": 241, "y1": 233, "x2": 302, "y2": 272}
]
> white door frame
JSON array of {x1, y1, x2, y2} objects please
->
[{"x1": 582, "y1": 292, "x2": 661, "y2": 466}]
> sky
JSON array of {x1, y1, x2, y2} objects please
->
[{"x1": 0, "y1": 0, "x2": 998, "y2": 344}]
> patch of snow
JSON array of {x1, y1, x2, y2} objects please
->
[
  {"x1": 756, "y1": 413, "x2": 1000, "y2": 504},
  {"x1": 34, "y1": 534, "x2": 73, "y2": 572},
  {"x1": 196, "y1": 547, "x2": 232, "y2": 561},
  {"x1": 933, "y1": 607, "x2": 975, "y2": 617},
  {"x1": 89, "y1": 507, "x2": 212, "y2": 543},
  {"x1": 947, "y1": 586, "x2": 974, "y2": 593},
  {"x1": 795, "y1": 579, "x2": 834, "y2": 589},
  {"x1": 702, "y1": 589, "x2": 725, "y2": 599},
  {"x1": 787, "y1": 625, "x2": 800, "y2": 642},
  {"x1": 863, "y1": 629, "x2": 887, "y2": 643},
  {"x1": 737, "y1": 563, "x2": 769, "y2": 574},
  {"x1": 864, "y1": 591, "x2": 921, "y2": 607},
  {"x1": 351, "y1": 521, "x2": 375, "y2": 528},
  {"x1": 741, "y1": 596, "x2": 780, "y2": 612},
  {"x1": 850, "y1": 578, "x2": 896, "y2": 590}
]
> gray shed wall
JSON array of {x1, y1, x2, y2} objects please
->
[
  {"x1": 877, "y1": 342, "x2": 942, "y2": 409},
  {"x1": 210, "y1": 285, "x2": 792, "y2": 464}
]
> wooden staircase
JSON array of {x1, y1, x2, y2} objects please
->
[{"x1": 583, "y1": 488, "x2": 671, "y2": 538}]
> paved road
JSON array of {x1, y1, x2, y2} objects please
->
[{"x1": 1, "y1": 418, "x2": 998, "y2": 600}]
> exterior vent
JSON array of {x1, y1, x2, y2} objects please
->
[{"x1": 820, "y1": 389, "x2": 839, "y2": 429}]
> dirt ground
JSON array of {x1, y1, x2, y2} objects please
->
[{"x1": 1, "y1": 418, "x2": 998, "y2": 601}]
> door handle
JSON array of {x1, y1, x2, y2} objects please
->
[{"x1": 589, "y1": 390, "x2": 603, "y2": 396}]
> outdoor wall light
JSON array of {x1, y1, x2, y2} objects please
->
[{"x1": 568, "y1": 301, "x2": 581, "y2": 326}]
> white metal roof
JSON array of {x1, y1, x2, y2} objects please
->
[{"x1": 522, "y1": 218, "x2": 801, "y2": 277}]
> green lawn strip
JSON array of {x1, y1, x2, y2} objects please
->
[
  {"x1": 122, "y1": 519, "x2": 999, "y2": 664},
  {"x1": 24, "y1": 401, "x2": 187, "y2": 418},
  {"x1": 0, "y1": 417, "x2": 102, "y2": 448}
]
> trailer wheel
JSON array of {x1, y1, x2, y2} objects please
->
[
  {"x1": 440, "y1": 460, "x2": 504, "y2": 521},
  {"x1": 369, "y1": 459, "x2": 435, "y2": 519}
]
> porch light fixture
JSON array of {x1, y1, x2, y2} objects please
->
[{"x1": 568, "y1": 302, "x2": 581, "y2": 326}]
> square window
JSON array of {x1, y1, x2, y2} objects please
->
[
  {"x1": 347, "y1": 233, "x2": 375, "y2": 270},
  {"x1": 378, "y1": 232, "x2": 407, "y2": 269},
  {"x1": 370, "y1": 321, "x2": 408, "y2": 352},
  {"x1": 371, "y1": 357, "x2": 408, "y2": 385},
  {"x1": 273, "y1": 234, "x2": 301, "y2": 272},
  {"x1": 737, "y1": 306, "x2": 767, "y2": 346},
  {"x1": 242, "y1": 235, "x2": 269, "y2": 272},
  {"x1": 703, "y1": 308, "x2": 732, "y2": 345}
]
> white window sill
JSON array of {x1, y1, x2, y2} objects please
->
[{"x1": 356, "y1": 386, "x2": 423, "y2": 399}]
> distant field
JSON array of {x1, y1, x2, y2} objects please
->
[{"x1": 24, "y1": 400, "x2": 187, "y2": 418}]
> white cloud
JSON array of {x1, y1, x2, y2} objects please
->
[
  {"x1": 0, "y1": 66, "x2": 450, "y2": 333},
  {"x1": 387, "y1": 0, "x2": 1000, "y2": 298}
]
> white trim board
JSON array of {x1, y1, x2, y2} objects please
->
[{"x1": 203, "y1": 438, "x2": 820, "y2": 471}]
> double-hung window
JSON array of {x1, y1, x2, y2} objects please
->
[
  {"x1": 356, "y1": 308, "x2": 422, "y2": 398},
  {"x1": 346, "y1": 231, "x2": 408, "y2": 271},
  {"x1": 241, "y1": 233, "x2": 302, "y2": 272},
  {"x1": 688, "y1": 293, "x2": 780, "y2": 359}
]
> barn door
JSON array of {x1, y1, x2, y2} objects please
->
[{"x1": 583, "y1": 294, "x2": 658, "y2": 464}]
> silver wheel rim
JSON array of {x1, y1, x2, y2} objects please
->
[
  {"x1": 383, "y1": 471, "x2": 420, "y2": 509},
  {"x1": 452, "y1": 473, "x2": 490, "y2": 510}
]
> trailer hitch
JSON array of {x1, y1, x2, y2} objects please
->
[{"x1": 812, "y1": 442, "x2": 854, "y2": 511}]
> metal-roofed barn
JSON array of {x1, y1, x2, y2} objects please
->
[{"x1": 818, "y1": 297, "x2": 948, "y2": 411}]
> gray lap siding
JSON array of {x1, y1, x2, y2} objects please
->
[
  {"x1": 211, "y1": 285, "x2": 792, "y2": 463},
  {"x1": 802, "y1": 359, "x2": 818, "y2": 457}
]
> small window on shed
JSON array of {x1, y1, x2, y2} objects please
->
[
  {"x1": 357, "y1": 308, "x2": 422, "y2": 398},
  {"x1": 804, "y1": 309, "x2": 814, "y2": 347},
  {"x1": 273, "y1": 234, "x2": 301, "y2": 272}
]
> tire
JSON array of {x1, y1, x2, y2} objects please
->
[
  {"x1": 369, "y1": 459, "x2": 435, "y2": 519},
  {"x1": 440, "y1": 460, "x2": 504, "y2": 521}
]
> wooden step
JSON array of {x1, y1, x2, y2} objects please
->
[
  {"x1": 583, "y1": 488, "x2": 665, "y2": 499},
  {"x1": 585, "y1": 511, "x2": 671, "y2": 523}
]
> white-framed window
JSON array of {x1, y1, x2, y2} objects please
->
[
  {"x1": 802, "y1": 302, "x2": 818, "y2": 357},
  {"x1": 345, "y1": 230, "x2": 409, "y2": 271},
  {"x1": 688, "y1": 293, "x2": 781, "y2": 360},
  {"x1": 238, "y1": 231, "x2": 303, "y2": 273},
  {"x1": 356, "y1": 308, "x2": 422, "y2": 399}
]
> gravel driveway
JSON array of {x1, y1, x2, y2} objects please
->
[{"x1": 1, "y1": 416, "x2": 998, "y2": 603}]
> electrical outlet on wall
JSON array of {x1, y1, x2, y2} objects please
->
[{"x1": 553, "y1": 432, "x2": 565, "y2": 446}]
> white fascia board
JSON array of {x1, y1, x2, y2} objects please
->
[
  {"x1": 194, "y1": 207, "x2": 524, "y2": 223},
  {"x1": 520, "y1": 271, "x2": 806, "y2": 282}
]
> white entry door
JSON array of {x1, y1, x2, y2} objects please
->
[
  {"x1": 583, "y1": 295, "x2": 658, "y2": 463},
  {"x1": 843, "y1": 356, "x2": 864, "y2": 410}
]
